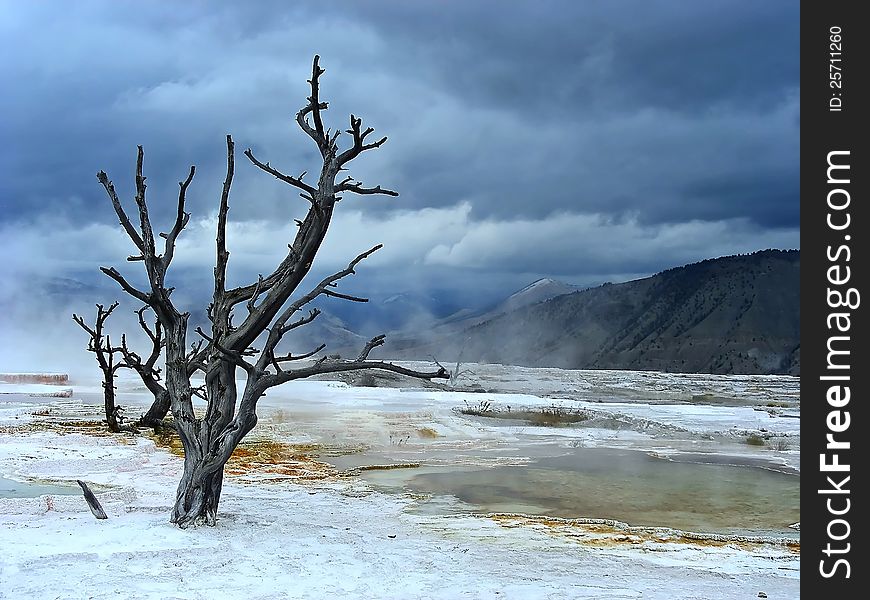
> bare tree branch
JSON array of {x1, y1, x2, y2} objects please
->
[
  {"x1": 294, "y1": 55, "x2": 330, "y2": 154},
  {"x1": 243, "y1": 149, "x2": 317, "y2": 196},
  {"x1": 246, "y1": 274, "x2": 265, "y2": 313},
  {"x1": 356, "y1": 334, "x2": 386, "y2": 361},
  {"x1": 247, "y1": 246, "x2": 380, "y2": 382},
  {"x1": 270, "y1": 244, "x2": 381, "y2": 329},
  {"x1": 336, "y1": 114, "x2": 388, "y2": 167},
  {"x1": 308, "y1": 55, "x2": 327, "y2": 145},
  {"x1": 133, "y1": 146, "x2": 158, "y2": 260},
  {"x1": 98, "y1": 147, "x2": 190, "y2": 326},
  {"x1": 266, "y1": 359, "x2": 448, "y2": 388},
  {"x1": 96, "y1": 172, "x2": 144, "y2": 251},
  {"x1": 186, "y1": 339, "x2": 204, "y2": 364},
  {"x1": 135, "y1": 305, "x2": 159, "y2": 345},
  {"x1": 72, "y1": 302, "x2": 119, "y2": 346},
  {"x1": 224, "y1": 269, "x2": 285, "y2": 310},
  {"x1": 72, "y1": 315, "x2": 98, "y2": 340},
  {"x1": 107, "y1": 336, "x2": 127, "y2": 376},
  {"x1": 99, "y1": 267, "x2": 151, "y2": 304},
  {"x1": 214, "y1": 135, "x2": 235, "y2": 307},
  {"x1": 322, "y1": 289, "x2": 369, "y2": 303},
  {"x1": 335, "y1": 180, "x2": 398, "y2": 197},
  {"x1": 271, "y1": 343, "x2": 326, "y2": 369},
  {"x1": 162, "y1": 165, "x2": 195, "y2": 268},
  {"x1": 281, "y1": 308, "x2": 320, "y2": 333},
  {"x1": 133, "y1": 306, "x2": 165, "y2": 374},
  {"x1": 430, "y1": 351, "x2": 474, "y2": 389},
  {"x1": 195, "y1": 327, "x2": 253, "y2": 374}
]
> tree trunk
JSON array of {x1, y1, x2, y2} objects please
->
[
  {"x1": 168, "y1": 365, "x2": 259, "y2": 528},
  {"x1": 166, "y1": 333, "x2": 243, "y2": 528},
  {"x1": 170, "y1": 453, "x2": 224, "y2": 528},
  {"x1": 102, "y1": 376, "x2": 120, "y2": 433},
  {"x1": 138, "y1": 389, "x2": 170, "y2": 429}
]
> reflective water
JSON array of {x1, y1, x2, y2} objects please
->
[
  {"x1": 361, "y1": 447, "x2": 799, "y2": 537},
  {"x1": 0, "y1": 476, "x2": 78, "y2": 498}
]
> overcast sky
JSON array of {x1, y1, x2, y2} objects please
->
[{"x1": 1, "y1": 1, "x2": 798, "y2": 346}]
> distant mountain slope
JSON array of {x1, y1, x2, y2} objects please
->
[
  {"x1": 495, "y1": 278, "x2": 582, "y2": 314},
  {"x1": 376, "y1": 277, "x2": 582, "y2": 355},
  {"x1": 392, "y1": 250, "x2": 799, "y2": 375},
  {"x1": 434, "y1": 278, "x2": 582, "y2": 330}
]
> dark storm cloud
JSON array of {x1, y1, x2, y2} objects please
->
[
  {"x1": 367, "y1": 0, "x2": 800, "y2": 225},
  {"x1": 0, "y1": 0, "x2": 798, "y2": 302},
  {"x1": 336, "y1": 0, "x2": 798, "y2": 113},
  {"x1": 1, "y1": 1, "x2": 798, "y2": 223}
]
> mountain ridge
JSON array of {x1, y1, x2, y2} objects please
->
[{"x1": 386, "y1": 249, "x2": 799, "y2": 375}]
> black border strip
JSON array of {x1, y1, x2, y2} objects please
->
[{"x1": 802, "y1": 2, "x2": 868, "y2": 595}]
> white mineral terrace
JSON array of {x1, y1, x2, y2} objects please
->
[{"x1": 0, "y1": 365, "x2": 799, "y2": 599}]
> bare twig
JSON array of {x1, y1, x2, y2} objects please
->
[
  {"x1": 246, "y1": 274, "x2": 265, "y2": 313},
  {"x1": 244, "y1": 150, "x2": 317, "y2": 196}
]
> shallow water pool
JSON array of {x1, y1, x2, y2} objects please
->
[
  {"x1": 0, "y1": 476, "x2": 79, "y2": 498},
  {"x1": 362, "y1": 447, "x2": 799, "y2": 537}
]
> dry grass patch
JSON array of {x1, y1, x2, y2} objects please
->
[
  {"x1": 149, "y1": 429, "x2": 337, "y2": 480},
  {"x1": 358, "y1": 462, "x2": 421, "y2": 471},
  {"x1": 487, "y1": 513, "x2": 800, "y2": 553},
  {"x1": 745, "y1": 433, "x2": 767, "y2": 446},
  {"x1": 460, "y1": 401, "x2": 590, "y2": 427},
  {"x1": 226, "y1": 440, "x2": 335, "y2": 479},
  {"x1": 5, "y1": 419, "x2": 117, "y2": 437}
]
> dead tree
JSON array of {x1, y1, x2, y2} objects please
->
[
  {"x1": 96, "y1": 55, "x2": 447, "y2": 527},
  {"x1": 73, "y1": 303, "x2": 171, "y2": 431},
  {"x1": 72, "y1": 302, "x2": 127, "y2": 432}
]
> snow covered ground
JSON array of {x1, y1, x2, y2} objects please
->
[
  {"x1": 0, "y1": 381, "x2": 73, "y2": 397},
  {"x1": 0, "y1": 366, "x2": 799, "y2": 599}
]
